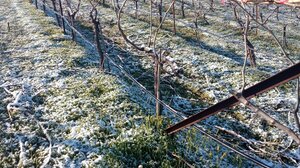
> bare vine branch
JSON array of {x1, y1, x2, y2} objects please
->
[{"x1": 233, "y1": 92, "x2": 300, "y2": 145}]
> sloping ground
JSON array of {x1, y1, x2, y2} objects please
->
[{"x1": 0, "y1": 0, "x2": 179, "y2": 167}]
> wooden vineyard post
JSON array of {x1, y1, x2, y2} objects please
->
[
  {"x1": 58, "y1": 0, "x2": 66, "y2": 33},
  {"x1": 51, "y1": 0, "x2": 61, "y2": 27},
  {"x1": 154, "y1": 51, "x2": 162, "y2": 117},
  {"x1": 166, "y1": 62, "x2": 300, "y2": 135}
]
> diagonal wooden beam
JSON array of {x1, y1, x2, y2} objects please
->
[{"x1": 166, "y1": 62, "x2": 300, "y2": 134}]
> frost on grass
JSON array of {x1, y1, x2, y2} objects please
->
[
  {"x1": 2, "y1": 0, "x2": 300, "y2": 167},
  {"x1": 0, "y1": 0, "x2": 180, "y2": 167},
  {"x1": 44, "y1": 76, "x2": 179, "y2": 167}
]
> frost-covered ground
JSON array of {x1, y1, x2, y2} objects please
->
[
  {"x1": 82, "y1": 0, "x2": 300, "y2": 166},
  {"x1": 0, "y1": 0, "x2": 180, "y2": 167},
  {"x1": 1, "y1": 0, "x2": 300, "y2": 167}
]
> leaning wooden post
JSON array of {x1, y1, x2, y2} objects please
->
[
  {"x1": 58, "y1": 0, "x2": 66, "y2": 33},
  {"x1": 51, "y1": 0, "x2": 61, "y2": 27}
]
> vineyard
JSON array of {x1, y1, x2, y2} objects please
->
[{"x1": 0, "y1": 0, "x2": 300, "y2": 167}]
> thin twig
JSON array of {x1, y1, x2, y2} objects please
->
[{"x1": 233, "y1": 92, "x2": 300, "y2": 145}]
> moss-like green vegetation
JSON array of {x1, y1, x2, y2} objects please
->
[{"x1": 105, "y1": 116, "x2": 179, "y2": 167}]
